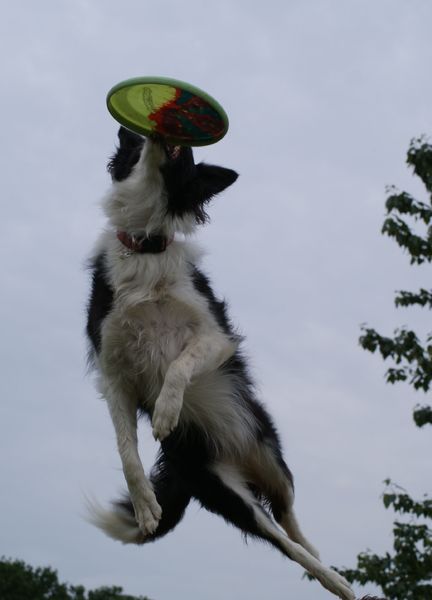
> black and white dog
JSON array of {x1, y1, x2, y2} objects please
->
[{"x1": 86, "y1": 127, "x2": 354, "y2": 600}]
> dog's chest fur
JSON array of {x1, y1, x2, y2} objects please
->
[
  {"x1": 102, "y1": 290, "x2": 200, "y2": 399},
  {"x1": 96, "y1": 241, "x2": 225, "y2": 407}
]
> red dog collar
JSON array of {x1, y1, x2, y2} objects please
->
[{"x1": 117, "y1": 231, "x2": 174, "y2": 254}]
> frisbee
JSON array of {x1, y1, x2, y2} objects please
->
[{"x1": 106, "y1": 77, "x2": 229, "y2": 147}]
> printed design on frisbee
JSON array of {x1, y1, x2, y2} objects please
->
[
  {"x1": 147, "y1": 88, "x2": 224, "y2": 142},
  {"x1": 106, "y1": 77, "x2": 229, "y2": 146}
]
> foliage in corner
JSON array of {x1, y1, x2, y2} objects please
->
[
  {"x1": 0, "y1": 557, "x2": 151, "y2": 600},
  {"x1": 338, "y1": 481, "x2": 432, "y2": 600}
]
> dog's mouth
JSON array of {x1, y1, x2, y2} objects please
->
[
  {"x1": 165, "y1": 144, "x2": 181, "y2": 161},
  {"x1": 150, "y1": 134, "x2": 182, "y2": 161}
]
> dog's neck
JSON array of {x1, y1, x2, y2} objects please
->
[{"x1": 116, "y1": 231, "x2": 174, "y2": 254}]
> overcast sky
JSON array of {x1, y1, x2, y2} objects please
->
[{"x1": 1, "y1": 2, "x2": 432, "y2": 599}]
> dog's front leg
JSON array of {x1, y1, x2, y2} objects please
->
[
  {"x1": 152, "y1": 332, "x2": 237, "y2": 441},
  {"x1": 103, "y1": 380, "x2": 162, "y2": 534}
]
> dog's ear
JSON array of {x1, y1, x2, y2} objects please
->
[
  {"x1": 191, "y1": 164, "x2": 239, "y2": 202},
  {"x1": 169, "y1": 164, "x2": 238, "y2": 224}
]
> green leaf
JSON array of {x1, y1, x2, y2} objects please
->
[{"x1": 413, "y1": 405, "x2": 432, "y2": 427}]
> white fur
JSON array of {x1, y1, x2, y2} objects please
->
[{"x1": 85, "y1": 496, "x2": 142, "y2": 544}]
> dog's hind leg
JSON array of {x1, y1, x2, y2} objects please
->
[
  {"x1": 244, "y1": 442, "x2": 320, "y2": 559},
  {"x1": 271, "y1": 483, "x2": 321, "y2": 561},
  {"x1": 267, "y1": 467, "x2": 321, "y2": 560},
  {"x1": 196, "y1": 462, "x2": 354, "y2": 600}
]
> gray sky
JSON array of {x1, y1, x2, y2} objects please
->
[{"x1": 1, "y1": 1, "x2": 431, "y2": 599}]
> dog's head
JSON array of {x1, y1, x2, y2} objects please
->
[{"x1": 105, "y1": 127, "x2": 238, "y2": 235}]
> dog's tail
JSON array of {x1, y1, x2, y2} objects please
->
[{"x1": 85, "y1": 495, "x2": 143, "y2": 544}]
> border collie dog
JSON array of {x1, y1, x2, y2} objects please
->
[{"x1": 86, "y1": 127, "x2": 354, "y2": 600}]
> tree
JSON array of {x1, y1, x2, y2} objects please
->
[
  {"x1": 0, "y1": 557, "x2": 151, "y2": 600},
  {"x1": 338, "y1": 481, "x2": 432, "y2": 600},
  {"x1": 335, "y1": 138, "x2": 432, "y2": 599},
  {"x1": 360, "y1": 137, "x2": 432, "y2": 427}
]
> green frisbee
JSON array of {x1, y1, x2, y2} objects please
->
[{"x1": 106, "y1": 76, "x2": 229, "y2": 147}]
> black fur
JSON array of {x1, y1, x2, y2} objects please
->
[
  {"x1": 107, "y1": 127, "x2": 144, "y2": 182},
  {"x1": 162, "y1": 154, "x2": 239, "y2": 224},
  {"x1": 86, "y1": 253, "x2": 113, "y2": 357},
  {"x1": 115, "y1": 450, "x2": 268, "y2": 547},
  {"x1": 191, "y1": 267, "x2": 232, "y2": 334}
]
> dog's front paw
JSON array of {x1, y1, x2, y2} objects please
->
[
  {"x1": 152, "y1": 393, "x2": 182, "y2": 441},
  {"x1": 132, "y1": 488, "x2": 162, "y2": 536}
]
